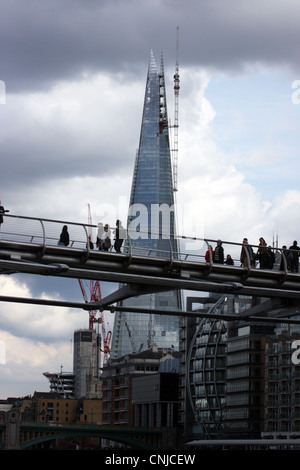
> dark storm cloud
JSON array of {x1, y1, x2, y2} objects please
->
[
  {"x1": 1, "y1": 0, "x2": 300, "y2": 204},
  {"x1": 1, "y1": 0, "x2": 300, "y2": 93},
  {"x1": 0, "y1": 128, "x2": 118, "y2": 187}
]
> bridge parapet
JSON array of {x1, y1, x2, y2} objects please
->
[
  {"x1": 0, "y1": 213, "x2": 299, "y2": 305},
  {"x1": 0, "y1": 213, "x2": 297, "y2": 269}
]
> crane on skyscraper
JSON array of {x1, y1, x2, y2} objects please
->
[{"x1": 172, "y1": 26, "x2": 180, "y2": 192}]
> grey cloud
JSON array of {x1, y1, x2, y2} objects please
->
[
  {"x1": 1, "y1": 0, "x2": 300, "y2": 94},
  {"x1": 1, "y1": 136, "x2": 125, "y2": 188}
]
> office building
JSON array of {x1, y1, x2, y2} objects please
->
[
  {"x1": 182, "y1": 294, "x2": 277, "y2": 442},
  {"x1": 264, "y1": 330, "x2": 300, "y2": 437},
  {"x1": 101, "y1": 345, "x2": 180, "y2": 427},
  {"x1": 73, "y1": 329, "x2": 102, "y2": 399},
  {"x1": 225, "y1": 319, "x2": 274, "y2": 438},
  {"x1": 183, "y1": 294, "x2": 228, "y2": 440}
]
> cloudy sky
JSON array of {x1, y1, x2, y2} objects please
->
[{"x1": 1, "y1": 0, "x2": 300, "y2": 397}]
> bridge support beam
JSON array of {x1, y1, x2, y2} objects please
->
[
  {"x1": 238, "y1": 296, "x2": 300, "y2": 320},
  {"x1": 97, "y1": 283, "x2": 173, "y2": 309}
]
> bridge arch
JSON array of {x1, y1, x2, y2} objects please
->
[{"x1": 19, "y1": 424, "x2": 161, "y2": 450}]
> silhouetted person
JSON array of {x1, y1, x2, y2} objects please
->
[
  {"x1": 59, "y1": 225, "x2": 70, "y2": 246},
  {"x1": 255, "y1": 237, "x2": 269, "y2": 269},
  {"x1": 289, "y1": 240, "x2": 300, "y2": 273},
  {"x1": 213, "y1": 240, "x2": 224, "y2": 264},
  {"x1": 101, "y1": 224, "x2": 111, "y2": 251},
  {"x1": 87, "y1": 235, "x2": 94, "y2": 250},
  {"x1": 225, "y1": 254, "x2": 234, "y2": 265},
  {"x1": 240, "y1": 237, "x2": 255, "y2": 267},
  {"x1": 113, "y1": 220, "x2": 126, "y2": 253},
  {"x1": 0, "y1": 201, "x2": 9, "y2": 226},
  {"x1": 96, "y1": 222, "x2": 104, "y2": 248},
  {"x1": 205, "y1": 245, "x2": 213, "y2": 262}
]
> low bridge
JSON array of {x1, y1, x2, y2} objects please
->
[
  {"x1": 0, "y1": 214, "x2": 300, "y2": 323},
  {"x1": 0, "y1": 409, "x2": 163, "y2": 450}
]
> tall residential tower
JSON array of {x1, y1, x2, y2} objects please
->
[{"x1": 111, "y1": 51, "x2": 181, "y2": 357}]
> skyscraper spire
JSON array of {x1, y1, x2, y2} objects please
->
[
  {"x1": 111, "y1": 51, "x2": 181, "y2": 358},
  {"x1": 128, "y1": 50, "x2": 176, "y2": 249}
]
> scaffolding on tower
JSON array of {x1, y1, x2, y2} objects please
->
[{"x1": 172, "y1": 26, "x2": 180, "y2": 193}]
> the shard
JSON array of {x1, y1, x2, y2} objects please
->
[{"x1": 111, "y1": 51, "x2": 181, "y2": 357}]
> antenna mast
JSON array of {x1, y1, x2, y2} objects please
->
[{"x1": 173, "y1": 26, "x2": 180, "y2": 192}]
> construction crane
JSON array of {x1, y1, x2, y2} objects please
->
[
  {"x1": 172, "y1": 26, "x2": 180, "y2": 192},
  {"x1": 78, "y1": 278, "x2": 99, "y2": 331},
  {"x1": 95, "y1": 309, "x2": 113, "y2": 366},
  {"x1": 78, "y1": 204, "x2": 112, "y2": 364}
]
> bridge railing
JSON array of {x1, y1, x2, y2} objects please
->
[
  {"x1": 0, "y1": 214, "x2": 97, "y2": 250},
  {"x1": 0, "y1": 214, "x2": 298, "y2": 276}
]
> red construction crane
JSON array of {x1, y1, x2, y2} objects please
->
[
  {"x1": 78, "y1": 278, "x2": 112, "y2": 361},
  {"x1": 78, "y1": 278, "x2": 99, "y2": 330}
]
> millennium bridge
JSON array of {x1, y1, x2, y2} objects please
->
[{"x1": 0, "y1": 213, "x2": 300, "y2": 323}]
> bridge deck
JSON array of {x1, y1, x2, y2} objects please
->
[{"x1": 0, "y1": 214, "x2": 300, "y2": 302}]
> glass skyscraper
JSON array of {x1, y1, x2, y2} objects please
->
[{"x1": 111, "y1": 51, "x2": 181, "y2": 357}]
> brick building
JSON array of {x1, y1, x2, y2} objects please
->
[
  {"x1": 101, "y1": 346, "x2": 180, "y2": 426},
  {"x1": 19, "y1": 392, "x2": 102, "y2": 426}
]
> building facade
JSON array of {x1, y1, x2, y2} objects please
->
[
  {"x1": 73, "y1": 329, "x2": 102, "y2": 399},
  {"x1": 43, "y1": 370, "x2": 74, "y2": 398},
  {"x1": 132, "y1": 373, "x2": 179, "y2": 428},
  {"x1": 101, "y1": 345, "x2": 180, "y2": 427},
  {"x1": 183, "y1": 295, "x2": 228, "y2": 441},
  {"x1": 111, "y1": 51, "x2": 181, "y2": 358},
  {"x1": 264, "y1": 331, "x2": 300, "y2": 437},
  {"x1": 182, "y1": 294, "x2": 280, "y2": 442},
  {"x1": 19, "y1": 392, "x2": 102, "y2": 426},
  {"x1": 225, "y1": 320, "x2": 274, "y2": 438}
]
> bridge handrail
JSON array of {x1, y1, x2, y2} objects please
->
[{"x1": 0, "y1": 213, "x2": 299, "y2": 278}]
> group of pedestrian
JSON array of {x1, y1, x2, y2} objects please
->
[
  {"x1": 58, "y1": 219, "x2": 126, "y2": 253},
  {"x1": 205, "y1": 237, "x2": 300, "y2": 272},
  {"x1": 1, "y1": 199, "x2": 299, "y2": 269},
  {"x1": 240, "y1": 237, "x2": 273, "y2": 269},
  {"x1": 205, "y1": 239, "x2": 226, "y2": 264},
  {"x1": 95, "y1": 220, "x2": 126, "y2": 252},
  {"x1": 241, "y1": 237, "x2": 300, "y2": 272},
  {"x1": 205, "y1": 240, "x2": 235, "y2": 266}
]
